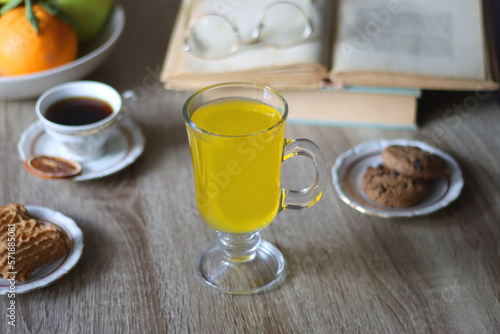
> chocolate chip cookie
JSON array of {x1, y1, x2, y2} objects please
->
[
  {"x1": 361, "y1": 165, "x2": 429, "y2": 207},
  {"x1": 382, "y1": 145, "x2": 446, "y2": 179}
]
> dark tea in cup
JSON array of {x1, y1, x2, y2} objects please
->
[
  {"x1": 45, "y1": 97, "x2": 113, "y2": 126},
  {"x1": 35, "y1": 81, "x2": 122, "y2": 161}
]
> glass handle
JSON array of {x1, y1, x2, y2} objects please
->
[{"x1": 281, "y1": 138, "x2": 328, "y2": 210}]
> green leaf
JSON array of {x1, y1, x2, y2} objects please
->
[
  {"x1": 39, "y1": 1, "x2": 79, "y2": 29},
  {"x1": 25, "y1": 0, "x2": 39, "y2": 34},
  {"x1": 0, "y1": 0, "x2": 23, "y2": 16},
  {"x1": 38, "y1": 0, "x2": 57, "y2": 15}
]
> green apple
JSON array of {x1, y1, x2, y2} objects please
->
[{"x1": 54, "y1": 0, "x2": 114, "y2": 43}]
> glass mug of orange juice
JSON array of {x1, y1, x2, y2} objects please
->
[{"x1": 184, "y1": 82, "x2": 328, "y2": 294}]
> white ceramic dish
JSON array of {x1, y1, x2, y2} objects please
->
[
  {"x1": 0, "y1": 4, "x2": 125, "y2": 100},
  {"x1": 18, "y1": 117, "x2": 145, "y2": 181},
  {"x1": 331, "y1": 139, "x2": 464, "y2": 218},
  {"x1": 0, "y1": 206, "x2": 83, "y2": 294}
]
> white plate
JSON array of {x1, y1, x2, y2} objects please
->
[
  {"x1": 0, "y1": 206, "x2": 83, "y2": 294},
  {"x1": 331, "y1": 139, "x2": 464, "y2": 217},
  {"x1": 18, "y1": 117, "x2": 145, "y2": 181},
  {"x1": 0, "y1": 4, "x2": 125, "y2": 100}
]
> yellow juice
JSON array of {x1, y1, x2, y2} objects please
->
[{"x1": 187, "y1": 97, "x2": 285, "y2": 234}]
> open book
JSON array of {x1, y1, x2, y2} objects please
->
[{"x1": 161, "y1": 0, "x2": 498, "y2": 91}]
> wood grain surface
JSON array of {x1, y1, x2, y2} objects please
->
[{"x1": 1, "y1": 1, "x2": 500, "y2": 333}]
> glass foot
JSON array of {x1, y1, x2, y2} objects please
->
[{"x1": 195, "y1": 232, "x2": 286, "y2": 295}]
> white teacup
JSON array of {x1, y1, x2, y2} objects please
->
[{"x1": 36, "y1": 81, "x2": 122, "y2": 161}]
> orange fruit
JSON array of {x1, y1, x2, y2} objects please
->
[{"x1": 0, "y1": 5, "x2": 78, "y2": 76}]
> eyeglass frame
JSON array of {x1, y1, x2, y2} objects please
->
[{"x1": 183, "y1": 1, "x2": 315, "y2": 60}]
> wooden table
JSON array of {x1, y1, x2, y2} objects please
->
[{"x1": 1, "y1": 0, "x2": 500, "y2": 333}]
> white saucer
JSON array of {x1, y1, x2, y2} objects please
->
[
  {"x1": 331, "y1": 139, "x2": 464, "y2": 218},
  {"x1": 18, "y1": 118, "x2": 145, "y2": 181},
  {"x1": 0, "y1": 206, "x2": 83, "y2": 294}
]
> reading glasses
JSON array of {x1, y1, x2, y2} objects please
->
[{"x1": 183, "y1": 1, "x2": 314, "y2": 60}]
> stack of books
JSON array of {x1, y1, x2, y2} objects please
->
[{"x1": 161, "y1": 0, "x2": 498, "y2": 129}]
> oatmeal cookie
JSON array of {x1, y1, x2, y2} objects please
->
[{"x1": 0, "y1": 204, "x2": 69, "y2": 281}]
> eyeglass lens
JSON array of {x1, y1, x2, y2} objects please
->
[
  {"x1": 187, "y1": 14, "x2": 239, "y2": 59},
  {"x1": 256, "y1": 2, "x2": 312, "y2": 49}
]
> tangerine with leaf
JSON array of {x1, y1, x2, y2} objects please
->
[{"x1": 0, "y1": 2, "x2": 78, "y2": 76}]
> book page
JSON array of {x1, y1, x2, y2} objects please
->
[
  {"x1": 180, "y1": 0, "x2": 332, "y2": 74},
  {"x1": 332, "y1": 0, "x2": 486, "y2": 80}
]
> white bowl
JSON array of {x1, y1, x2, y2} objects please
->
[{"x1": 0, "y1": 4, "x2": 125, "y2": 100}]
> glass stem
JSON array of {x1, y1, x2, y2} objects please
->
[{"x1": 217, "y1": 232, "x2": 262, "y2": 262}]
